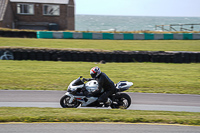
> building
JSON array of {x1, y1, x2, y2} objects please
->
[{"x1": 0, "y1": 0, "x2": 75, "y2": 30}]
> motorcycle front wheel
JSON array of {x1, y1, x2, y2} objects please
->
[
  {"x1": 110, "y1": 93, "x2": 131, "y2": 109},
  {"x1": 60, "y1": 95, "x2": 80, "y2": 108}
]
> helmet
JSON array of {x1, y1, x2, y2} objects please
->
[{"x1": 90, "y1": 67, "x2": 101, "y2": 78}]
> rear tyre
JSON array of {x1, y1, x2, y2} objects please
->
[
  {"x1": 60, "y1": 95, "x2": 80, "y2": 108},
  {"x1": 110, "y1": 93, "x2": 131, "y2": 109}
]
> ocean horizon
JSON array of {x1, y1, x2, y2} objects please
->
[{"x1": 75, "y1": 14, "x2": 200, "y2": 32}]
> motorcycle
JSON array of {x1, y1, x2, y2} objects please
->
[{"x1": 60, "y1": 76, "x2": 133, "y2": 109}]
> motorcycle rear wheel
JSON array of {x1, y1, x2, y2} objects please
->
[
  {"x1": 60, "y1": 95, "x2": 80, "y2": 108},
  {"x1": 110, "y1": 93, "x2": 131, "y2": 109}
]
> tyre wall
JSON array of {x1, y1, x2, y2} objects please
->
[
  {"x1": 0, "y1": 48, "x2": 200, "y2": 63},
  {"x1": 0, "y1": 31, "x2": 36, "y2": 38}
]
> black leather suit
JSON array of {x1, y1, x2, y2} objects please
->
[{"x1": 87, "y1": 72, "x2": 116, "y2": 103}]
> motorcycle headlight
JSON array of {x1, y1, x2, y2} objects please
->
[
  {"x1": 67, "y1": 86, "x2": 71, "y2": 92},
  {"x1": 67, "y1": 86, "x2": 77, "y2": 94}
]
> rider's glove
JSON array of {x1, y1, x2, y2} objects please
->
[
  {"x1": 82, "y1": 78, "x2": 87, "y2": 82},
  {"x1": 82, "y1": 78, "x2": 91, "y2": 82}
]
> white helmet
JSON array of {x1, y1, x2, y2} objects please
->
[{"x1": 90, "y1": 67, "x2": 101, "y2": 78}]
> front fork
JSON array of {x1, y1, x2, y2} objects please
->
[
  {"x1": 65, "y1": 92, "x2": 86, "y2": 104},
  {"x1": 64, "y1": 92, "x2": 75, "y2": 104}
]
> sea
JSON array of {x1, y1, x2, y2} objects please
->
[{"x1": 75, "y1": 15, "x2": 200, "y2": 32}]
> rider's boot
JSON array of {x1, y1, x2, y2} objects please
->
[
  {"x1": 104, "y1": 98, "x2": 112, "y2": 107},
  {"x1": 97, "y1": 102, "x2": 104, "y2": 107}
]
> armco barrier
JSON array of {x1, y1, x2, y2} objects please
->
[
  {"x1": 1, "y1": 48, "x2": 200, "y2": 63},
  {"x1": 37, "y1": 31, "x2": 200, "y2": 40},
  {"x1": 164, "y1": 34, "x2": 173, "y2": 40},
  {"x1": 124, "y1": 33, "x2": 134, "y2": 40},
  {"x1": 37, "y1": 31, "x2": 53, "y2": 39},
  {"x1": 1, "y1": 31, "x2": 200, "y2": 40},
  {"x1": 63, "y1": 32, "x2": 73, "y2": 39}
]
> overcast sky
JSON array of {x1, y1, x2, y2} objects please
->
[{"x1": 75, "y1": 0, "x2": 200, "y2": 17}]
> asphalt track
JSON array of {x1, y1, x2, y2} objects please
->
[
  {"x1": 0, "y1": 123, "x2": 200, "y2": 133},
  {"x1": 0, "y1": 90, "x2": 200, "y2": 112},
  {"x1": 0, "y1": 90, "x2": 200, "y2": 132}
]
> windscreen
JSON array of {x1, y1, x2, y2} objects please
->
[{"x1": 72, "y1": 77, "x2": 84, "y2": 86}]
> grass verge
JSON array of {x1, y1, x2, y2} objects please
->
[
  {"x1": 0, "y1": 61, "x2": 199, "y2": 94},
  {"x1": 0, "y1": 37, "x2": 200, "y2": 52},
  {"x1": 0, "y1": 107, "x2": 199, "y2": 125}
]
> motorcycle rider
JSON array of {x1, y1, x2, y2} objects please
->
[{"x1": 83, "y1": 67, "x2": 116, "y2": 106}]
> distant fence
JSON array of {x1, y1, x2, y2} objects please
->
[
  {"x1": 155, "y1": 23, "x2": 200, "y2": 32},
  {"x1": 37, "y1": 31, "x2": 200, "y2": 40},
  {"x1": 1, "y1": 48, "x2": 200, "y2": 63}
]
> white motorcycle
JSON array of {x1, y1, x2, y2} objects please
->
[{"x1": 60, "y1": 76, "x2": 133, "y2": 109}]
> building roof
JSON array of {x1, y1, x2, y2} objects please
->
[
  {"x1": 0, "y1": 0, "x2": 9, "y2": 21},
  {"x1": 10, "y1": 0, "x2": 69, "y2": 4}
]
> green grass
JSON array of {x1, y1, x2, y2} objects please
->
[
  {"x1": 0, "y1": 60, "x2": 199, "y2": 94},
  {"x1": 0, "y1": 37, "x2": 200, "y2": 52},
  {"x1": 0, "y1": 107, "x2": 199, "y2": 125}
]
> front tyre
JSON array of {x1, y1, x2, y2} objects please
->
[
  {"x1": 111, "y1": 93, "x2": 131, "y2": 109},
  {"x1": 60, "y1": 95, "x2": 80, "y2": 108}
]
